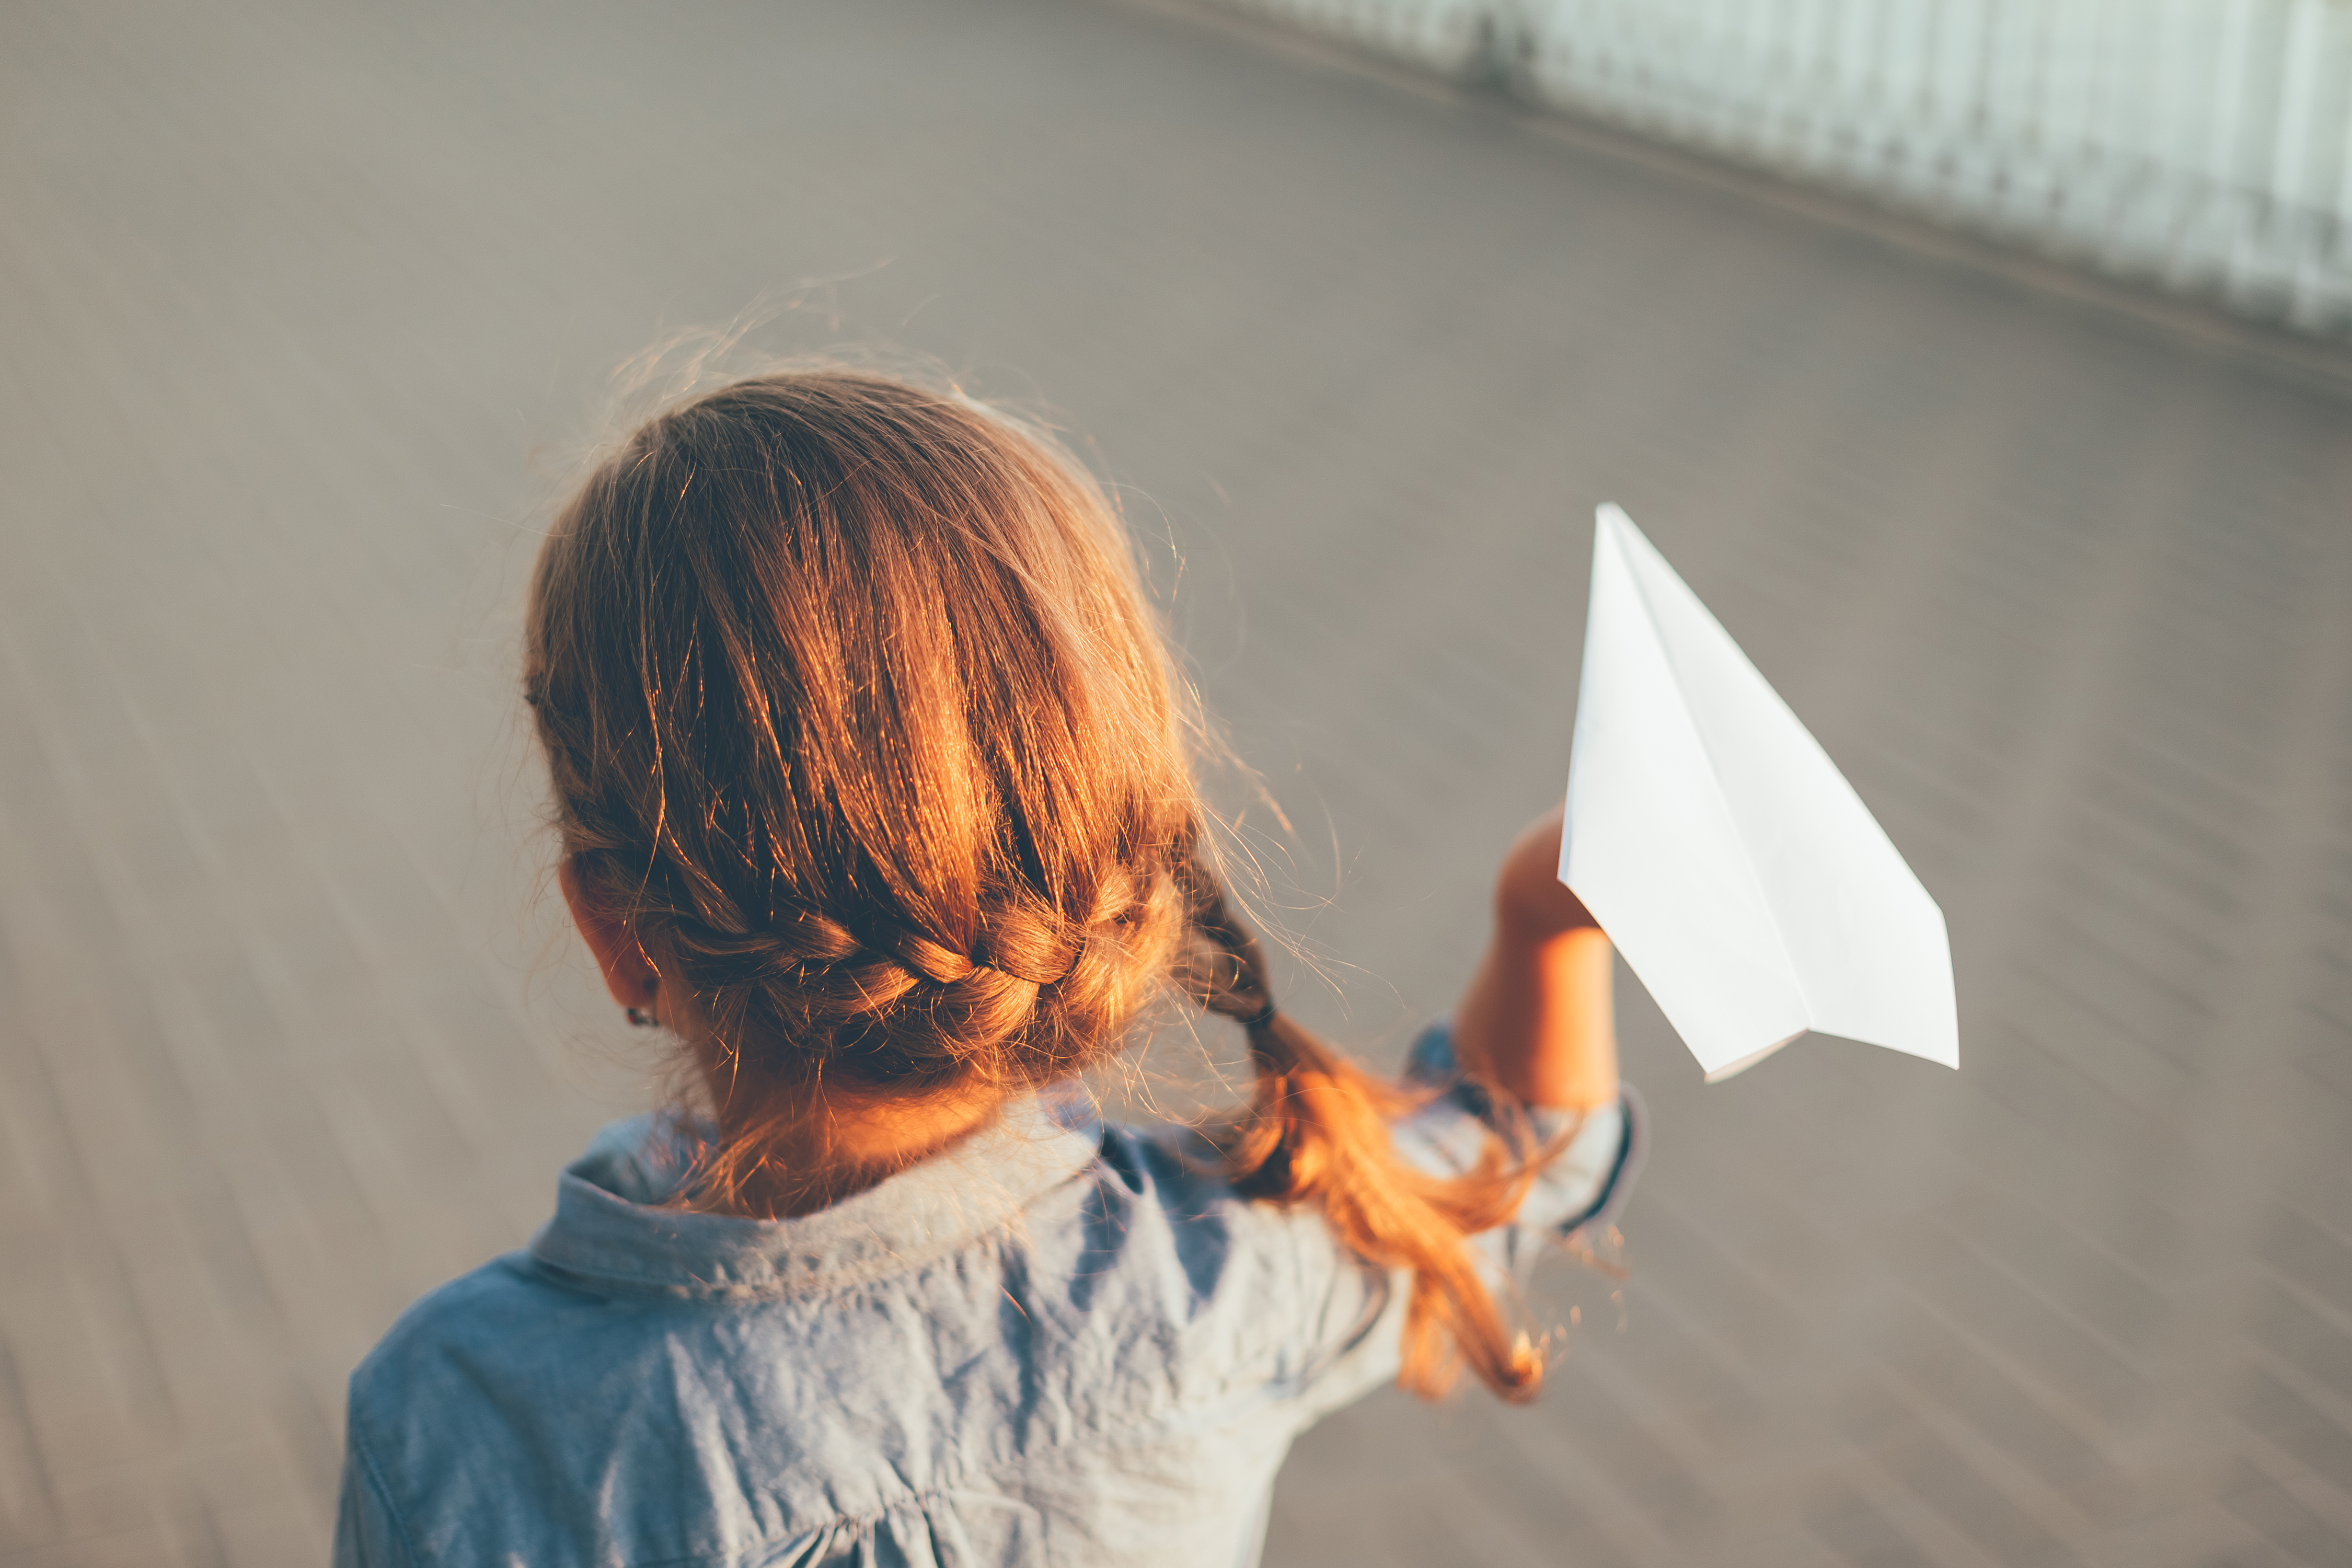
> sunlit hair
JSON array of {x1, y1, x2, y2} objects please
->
[{"x1": 525, "y1": 367, "x2": 1547, "y2": 1400}]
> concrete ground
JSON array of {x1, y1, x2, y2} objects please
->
[{"x1": 2, "y1": 2, "x2": 2348, "y2": 1564}]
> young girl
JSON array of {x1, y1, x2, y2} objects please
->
[{"x1": 335, "y1": 368, "x2": 1641, "y2": 1568}]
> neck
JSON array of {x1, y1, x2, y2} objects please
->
[{"x1": 690, "y1": 1074, "x2": 1008, "y2": 1219}]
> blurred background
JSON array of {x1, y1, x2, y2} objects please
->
[{"x1": 2, "y1": 2, "x2": 2348, "y2": 1565}]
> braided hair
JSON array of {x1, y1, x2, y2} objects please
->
[{"x1": 527, "y1": 369, "x2": 1546, "y2": 1401}]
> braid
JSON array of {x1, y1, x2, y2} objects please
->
[
  {"x1": 1180, "y1": 859, "x2": 1553, "y2": 1403},
  {"x1": 576, "y1": 843, "x2": 1177, "y2": 1094}
]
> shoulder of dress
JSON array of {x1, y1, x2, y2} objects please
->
[{"x1": 348, "y1": 1251, "x2": 572, "y2": 1396}]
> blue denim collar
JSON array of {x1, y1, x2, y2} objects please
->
[{"x1": 526, "y1": 1097, "x2": 1104, "y2": 1301}]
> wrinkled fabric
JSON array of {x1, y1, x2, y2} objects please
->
[{"x1": 337, "y1": 1024, "x2": 1644, "y2": 1567}]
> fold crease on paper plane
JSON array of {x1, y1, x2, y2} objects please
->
[{"x1": 1560, "y1": 504, "x2": 1958, "y2": 1081}]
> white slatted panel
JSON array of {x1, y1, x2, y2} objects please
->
[{"x1": 1218, "y1": 0, "x2": 2352, "y2": 335}]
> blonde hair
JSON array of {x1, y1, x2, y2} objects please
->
[{"x1": 526, "y1": 368, "x2": 1546, "y2": 1400}]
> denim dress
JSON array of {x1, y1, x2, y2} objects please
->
[{"x1": 335, "y1": 1025, "x2": 1644, "y2": 1567}]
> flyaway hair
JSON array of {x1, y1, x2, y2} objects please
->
[{"x1": 526, "y1": 367, "x2": 1551, "y2": 1400}]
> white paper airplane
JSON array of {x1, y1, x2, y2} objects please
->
[{"x1": 1560, "y1": 504, "x2": 1958, "y2": 1082}]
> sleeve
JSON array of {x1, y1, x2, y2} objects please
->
[
  {"x1": 1277, "y1": 1021, "x2": 1644, "y2": 1422},
  {"x1": 1392, "y1": 1020, "x2": 1645, "y2": 1259},
  {"x1": 333, "y1": 1410, "x2": 417, "y2": 1568}
]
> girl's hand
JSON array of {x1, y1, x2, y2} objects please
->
[
  {"x1": 1449, "y1": 803, "x2": 1620, "y2": 1111},
  {"x1": 1492, "y1": 802, "x2": 1600, "y2": 945}
]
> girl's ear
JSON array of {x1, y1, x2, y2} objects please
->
[{"x1": 559, "y1": 857, "x2": 662, "y2": 1013}]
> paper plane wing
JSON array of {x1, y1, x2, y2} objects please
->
[{"x1": 1560, "y1": 504, "x2": 1958, "y2": 1081}]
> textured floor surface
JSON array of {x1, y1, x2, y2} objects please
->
[{"x1": 2, "y1": 2, "x2": 2349, "y2": 1564}]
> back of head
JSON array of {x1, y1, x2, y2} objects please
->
[
  {"x1": 528, "y1": 365, "x2": 1547, "y2": 1402},
  {"x1": 527, "y1": 370, "x2": 1196, "y2": 1109}
]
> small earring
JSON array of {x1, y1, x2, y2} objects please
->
[{"x1": 626, "y1": 1006, "x2": 657, "y2": 1028}]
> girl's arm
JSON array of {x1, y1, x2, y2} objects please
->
[{"x1": 1447, "y1": 803, "x2": 1620, "y2": 1111}]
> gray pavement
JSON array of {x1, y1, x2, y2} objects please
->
[{"x1": 2, "y1": 2, "x2": 2348, "y2": 1564}]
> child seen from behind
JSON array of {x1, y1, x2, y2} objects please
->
[{"x1": 335, "y1": 368, "x2": 1641, "y2": 1568}]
